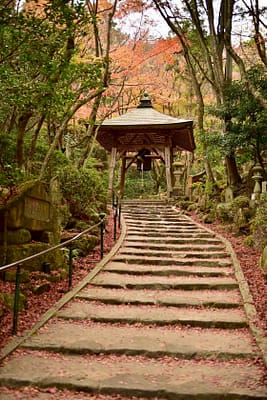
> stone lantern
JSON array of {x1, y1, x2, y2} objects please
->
[
  {"x1": 172, "y1": 161, "x2": 185, "y2": 196},
  {"x1": 251, "y1": 163, "x2": 264, "y2": 201}
]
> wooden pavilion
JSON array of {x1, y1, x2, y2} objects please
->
[{"x1": 95, "y1": 92, "x2": 195, "y2": 200}]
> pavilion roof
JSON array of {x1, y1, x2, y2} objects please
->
[{"x1": 95, "y1": 93, "x2": 195, "y2": 152}]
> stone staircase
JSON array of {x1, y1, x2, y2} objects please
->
[{"x1": 0, "y1": 200, "x2": 266, "y2": 399}]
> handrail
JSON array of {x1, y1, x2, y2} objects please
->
[
  {"x1": 0, "y1": 215, "x2": 106, "y2": 273},
  {"x1": 0, "y1": 213, "x2": 106, "y2": 334}
]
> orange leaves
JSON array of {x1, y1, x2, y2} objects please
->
[
  {"x1": 116, "y1": 0, "x2": 149, "y2": 18},
  {"x1": 111, "y1": 37, "x2": 182, "y2": 80}
]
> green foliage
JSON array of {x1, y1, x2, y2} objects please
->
[
  {"x1": 207, "y1": 65, "x2": 267, "y2": 162},
  {"x1": 58, "y1": 163, "x2": 107, "y2": 219},
  {"x1": 232, "y1": 195, "x2": 250, "y2": 210},
  {"x1": 0, "y1": 134, "x2": 24, "y2": 191},
  {"x1": 123, "y1": 167, "x2": 164, "y2": 199},
  {"x1": 0, "y1": 0, "x2": 105, "y2": 173},
  {"x1": 243, "y1": 235, "x2": 254, "y2": 247}
]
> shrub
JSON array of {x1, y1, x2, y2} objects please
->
[{"x1": 58, "y1": 163, "x2": 107, "y2": 220}]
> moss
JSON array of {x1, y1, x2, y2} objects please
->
[
  {"x1": 232, "y1": 195, "x2": 250, "y2": 210},
  {"x1": 4, "y1": 269, "x2": 30, "y2": 283},
  {"x1": 1, "y1": 292, "x2": 27, "y2": 311},
  {"x1": 0, "y1": 180, "x2": 38, "y2": 212},
  {"x1": 251, "y1": 198, "x2": 267, "y2": 250},
  {"x1": 0, "y1": 243, "x2": 66, "y2": 272},
  {"x1": 0, "y1": 228, "x2": 31, "y2": 245},
  {"x1": 243, "y1": 235, "x2": 255, "y2": 247},
  {"x1": 177, "y1": 200, "x2": 195, "y2": 210},
  {"x1": 216, "y1": 203, "x2": 233, "y2": 222},
  {"x1": 73, "y1": 234, "x2": 99, "y2": 257},
  {"x1": 260, "y1": 246, "x2": 267, "y2": 280},
  {"x1": 32, "y1": 282, "x2": 51, "y2": 295}
]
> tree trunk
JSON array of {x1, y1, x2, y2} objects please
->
[
  {"x1": 225, "y1": 154, "x2": 242, "y2": 186},
  {"x1": 16, "y1": 111, "x2": 33, "y2": 168},
  {"x1": 78, "y1": 93, "x2": 103, "y2": 168}
]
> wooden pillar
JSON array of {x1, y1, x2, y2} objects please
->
[
  {"x1": 119, "y1": 156, "x2": 127, "y2": 201},
  {"x1": 107, "y1": 147, "x2": 117, "y2": 200},
  {"x1": 165, "y1": 145, "x2": 172, "y2": 199}
]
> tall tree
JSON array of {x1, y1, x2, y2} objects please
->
[
  {"x1": 78, "y1": 0, "x2": 118, "y2": 168},
  {"x1": 152, "y1": 0, "x2": 244, "y2": 186},
  {"x1": 0, "y1": 0, "x2": 112, "y2": 177},
  {"x1": 224, "y1": 0, "x2": 267, "y2": 111}
]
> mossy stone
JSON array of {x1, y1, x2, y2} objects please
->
[
  {"x1": 60, "y1": 268, "x2": 68, "y2": 279},
  {"x1": 46, "y1": 273, "x2": 62, "y2": 282},
  {"x1": 73, "y1": 234, "x2": 99, "y2": 257},
  {"x1": 0, "y1": 243, "x2": 66, "y2": 272},
  {"x1": 1, "y1": 292, "x2": 27, "y2": 311},
  {"x1": 4, "y1": 269, "x2": 30, "y2": 283},
  {"x1": 216, "y1": 203, "x2": 233, "y2": 222},
  {"x1": 0, "y1": 228, "x2": 31, "y2": 245},
  {"x1": 32, "y1": 282, "x2": 51, "y2": 295}
]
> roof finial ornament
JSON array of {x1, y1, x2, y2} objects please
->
[{"x1": 137, "y1": 91, "x2": 153, "y2": 108}]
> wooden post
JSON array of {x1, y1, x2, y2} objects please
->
[
  {"x1": 165, "y1": 146, "x2": 172, "y2": 199},
  {"x1": 107, "y1": 147, "x2": 117, "y2": 200},
  {"x1": 119, "y1": 156, "x2": 127, "y2": 201}
]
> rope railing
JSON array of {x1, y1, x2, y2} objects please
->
[{"x1": 0, "y1": 213, "x2": 106, "y2": 334}]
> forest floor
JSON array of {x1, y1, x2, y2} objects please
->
[{"x1": 188, "y1": 210, "x2": 266, "y2": 334}]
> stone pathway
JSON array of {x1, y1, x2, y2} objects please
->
[{"x1": 0, "y1": 200, "x2": 266, "y2": 399}]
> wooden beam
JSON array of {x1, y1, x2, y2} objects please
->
[{"x1": 125, "y1": 154, "x2": 139, "y2": 171}]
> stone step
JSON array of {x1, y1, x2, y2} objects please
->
[
  {"x1": 122, "y1": 199, "x2": 167, "y2": 204},
  {"x1": 124, "y1": 216, "x2": 184, "y2": 222},
  {"x1": 127, "y1": 230, "x2": 216, "y2": 238},
  {"x1": 57, "y1": 301, "x2": 247, "y2": 328},
  {"x1": 123, "y1": 209, "x2": 186, "y2": 214},
  {"x1": 123, "y1": 214, "x2": 187, "y2": 221},
  {"x1": 124, "y1": 219, "x2": 197, "y2": 226},
  {"x1": 119, "y1": 248, "x2": 230, "y2": 259},
  {"x1": 124, "y1": 241, "x2": 226, "y2": 251},
  {"x1": 91, "y1": 272, "x2": 238, "y2": 290},
  {"x1": 124, "y1": 214, "x2": 194, "y2": 220},
  {"x1": 1, "y1": 353, "x2": 266, "y2": 399},
  {"x1": 22, "y1": 322, "x2": 257, "y2": 360},
  {"x1": 122, "y1": 205, "x2": 168, "y2": 210},
  {"x1": 105, "y1": 262, "x2": 233, "y2": 277},
  {"x1": 126, "y1": 235, "x2": 222, "y2": 245},
  {"x1": 78, "y1": 287, "x2": 242, "y2": 308},
  {"x1": 113, "y1": 255, "x2": 232, "y2": 267},
  {"x1": 126, "y1": 224, "x2": 206, "y2": 231},
  {"x1": 123, "y1": 216, "x2": 201, "y2": 223}
]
